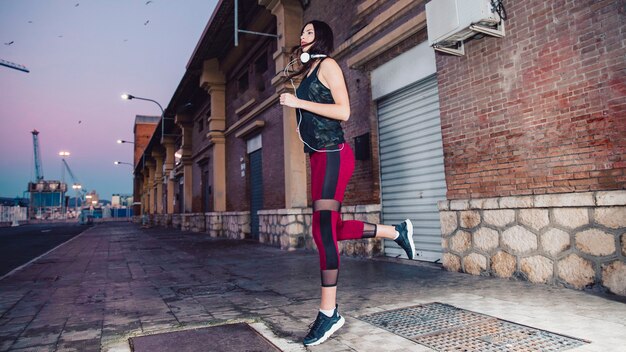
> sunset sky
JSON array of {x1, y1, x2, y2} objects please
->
[{"x1": 0, "y1": 0, "x2": 217, "y2": 200}]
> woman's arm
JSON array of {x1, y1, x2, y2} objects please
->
[{"x1": 279, "y1": 58, "x2": 351, "y2": 121}]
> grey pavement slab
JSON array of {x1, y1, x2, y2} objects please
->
[{"x1": 0, "y1": 222, "x2": 624, "y2": 352}]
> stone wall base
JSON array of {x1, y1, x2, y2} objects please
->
[
  {"x1": 439, "y1": 190, "x2": 626, "y2": 297},
  {"x1": 182, "y1": 213, "x2": 205, "y2": 232},
  {"x1": 171, "y1": 214, "x2": 182, "y2": 229},
  {"x1": 144, "y1": 204, "x2": 383, "y2": 258},
  {"x1": 258, "y1": 204, "x2": 383, "y2": 257},
  {"x1": 206, "y1": 211, "x2": 250, "y2": 239}
]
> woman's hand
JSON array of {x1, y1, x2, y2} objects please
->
[{"x1": 280, "y1": 93, "x2": 300, "y2": 108}]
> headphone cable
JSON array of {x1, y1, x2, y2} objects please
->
[{"x1": 283, "y1": 58, "x2": 344, "y2": 153}]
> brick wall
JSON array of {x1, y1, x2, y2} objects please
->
[
  {"x1": 260, "y1": 104, "x2": 285, "y2": 209},
  {"x1": 436, "y1": 0, "x2": 626, "y2": 200},
  {"x1": 225, "y1": 130, "x2": 248, "y2": 211},
  {"x1": 133, "y1": 122, "x2": 158, "y2": 166}
]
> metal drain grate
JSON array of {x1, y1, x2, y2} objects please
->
[{"x1": 359, "y1": 303, "x2": 588, "y2": 351}]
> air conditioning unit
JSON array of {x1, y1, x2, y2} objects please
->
[{"x1": 426, "y1": 0, "x2": 505, "y2": 56}]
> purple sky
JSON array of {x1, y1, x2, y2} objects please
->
[{"x1": 0, "y1": 0, "x2": 217, "y2": 200}]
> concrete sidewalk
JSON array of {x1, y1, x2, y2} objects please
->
[{"x1": 0, "y1": 222, "x2": 624, "y2": 352}]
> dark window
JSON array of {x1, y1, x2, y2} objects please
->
[
  {"x1": 255, "y1": 53, "x2": 268, "y2": 92},
  {"x1": 197, "y1": 118, "x2": 204, "y2": 133},
  {"x1": 238, "y1": 72, "x2": 249, "y2": 94},
  {"x1": 255, "y1": 54, "x2": 268, "y2": 73}
]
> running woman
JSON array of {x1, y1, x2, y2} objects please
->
[{"x1": 279, "y1": 20, "x2": 416, "y2": 346}]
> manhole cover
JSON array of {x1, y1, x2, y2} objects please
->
[
  {"x1": 359, "y1": 303, "x2": 589, "y2": 351},
  {"x1": 129, "y1": 323, "x2": 281, "y2": 352}
]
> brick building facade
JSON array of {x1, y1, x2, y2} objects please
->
[
  {"x1": 434, "y1": 0, "x2": 625, "y2": 297},
  {"x1": 133, "y1": 0, "x2": 625, "y2": 296}
]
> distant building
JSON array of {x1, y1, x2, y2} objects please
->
[
  {"x1": 27, "y1": 180, "x2": 67, "y2": 219},
  {"x1": 111, "y1": 194, "x2": 133, "y2": 208},
  {"x1": 85, "y1": 191, "x2": 99, "y2": 207},
  {"x1": 111, "y1": 194, "x2": 121, "y2": 207}
]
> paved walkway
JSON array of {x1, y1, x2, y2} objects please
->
[{"x1": 0, "y1": 222, "x2": 624, "y2": 352}]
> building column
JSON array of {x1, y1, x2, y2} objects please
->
[
  {"x1": 261, "y1": 0, "x2": 307, "y2": 208},
  {"x1": 142, "y1": 163, "x2": 152, "y2": 214},
  {"x1": 201, "y1": 58, "x2": 227, "y2": 211},
  {"x1": 162, "y1": 137, "x2": 177, "y2": 214},
  {"x1": 176, "y1": 114, "x2": 193, "y2": 213},
  {"x1": 146, "y1": 160, "x2": 157, "y2": 214},
  {"x1": 182, "y1": 158, "x2": 193, "y2": 213},
  {"x1": 152, "y1": 149, "x2": 165, "y2": 214}
]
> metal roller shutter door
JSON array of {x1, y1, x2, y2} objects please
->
[{"x1": 377, "y1": 74, "x2": 446, "y2": 262}]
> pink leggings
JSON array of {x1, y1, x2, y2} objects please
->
[{"x1": 310, "y1": 143, "x2": 375, "y2": 287}]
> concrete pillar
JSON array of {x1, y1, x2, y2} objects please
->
[
  {"x1": 260, "y1": 0, "x2": 307, "y2": 208},
  {"x1": 145, "y1": 160, "x2": 156, "y2": 214},
  {"x1": 162, "y1": 137, "x2": 177, "y2": 214},
  {"x1": 142, "y1": 164, "x2": 152, "y2": 214},
  {"x1": 260, "y1": 0, "x2": 303, "y2": 82},
  {"x1": 182, "y1": 158, "x2": 193, "y2": 213},
  {"x1": 201, "y1": 58, "x2": 227, "y2": 211},
  {"x1": 152, "y1": 149, "x2": 165, "y2": 214},
  {"x1": 176, "y1": 114, "x2": 193, "y2": 214}
]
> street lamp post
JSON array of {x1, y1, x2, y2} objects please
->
[
  {"x1": 58, "y1": 151, "x2": 70, "y2": 219},
  {"x1": 113, "y1": 161, "x2": 137, "y2": 223},
  {"x1": 121, "y1": 93, "x2": 174, "y2": 141},
  {"x1": 121, "y1": 93, "x2": 169, "y2": 228},
  {"x1": 116, "y1": 139, "x2": 136, "y2": 222},
  {"x1": 121, "y1": 94, "x2": 164, "y2": 133}
]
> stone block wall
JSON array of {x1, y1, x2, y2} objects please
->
[
  {"x1": 147, "y1": 212, "x2": 246, "y2": 238},
  {"x1": 439, "y1": 191, "x2": 626, "y2": 296},
  {"x1": 153, "y1": 214, "x2": 170, "y2": 227},
  {"x1": 201, "y1": 211, "x2": 250, "y2": 239},
  {"x1": 258, "y1": 204, "x2": 383, "y2": 257},
  {"x1": 182, "y1": 214, "x2": 205, "y2": 232},
  {"x1": 142, "y1": 204, "x2": 383, "y2": 258},
  {"x1": 205, "y1": 212, "x2": 223, "y2": 238},
  {"x1": 171, "y1": 214, "x2": 182, "y2": 229}
]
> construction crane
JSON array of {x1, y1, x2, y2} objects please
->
[
  {"x1": 27, "y1": 130, "x2": 66, "y2": 219},
  {"x1": 31, "y1": 130, "x2": 44, "y2": 181},
  {"x1": 62, "y1": 158, "x2": 87, "y2": 201}
]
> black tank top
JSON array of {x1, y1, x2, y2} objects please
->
[{"x1": 295, "y1": 60, "x2": 345, "y2": 153}]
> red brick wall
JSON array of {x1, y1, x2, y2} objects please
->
[
  {"x1": 437, "y1": 0, "x2": 626, "y2": 199},
  {"x1": 225, "y1": 128, "x2": 248, "y2": 211},
  {"x1": 133, "y1": 123, "x2": 158, "y2": 167},
  {"x1": 260, "y1": 104, "x2": 286, "y2": 209}
]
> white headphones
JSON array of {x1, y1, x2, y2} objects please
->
[{"x1": 300, "y1": 52, "x2": 327, "y2": 63}]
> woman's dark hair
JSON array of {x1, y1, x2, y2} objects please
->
[{"x1": 287, "y1": 20, "x2": 334, "y2": 79}]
